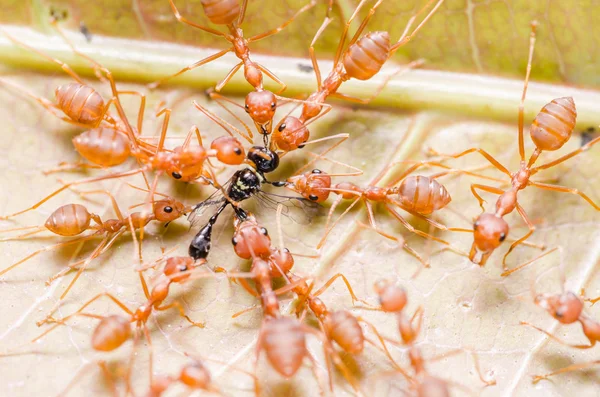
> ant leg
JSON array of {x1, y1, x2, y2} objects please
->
[
  {"x1": 206, "y1": 92, "x2": 253, "y2": 139},
  {"x1": 312, "y1": 273, "x2": 372, "y2": 307},
  {"x1": 33, "y1": 291, "x2": 133, "y2": 339},
  {"x1": 166, "y1": 0, "x2": 226, "y2": 37},
  {"x1": 307, "y1": 10, "x2": 334, "y2": 90},
  {"x1": 156, "y1": 301, "x2": 205, "y2": 328},
  {"x1": 40, "y1": 234, "x2": 120, "y2": 324},
  {"x1": 0, "y1": 166, "x2": 146, "y2": 219},
  {"x1": 385, "y1": 204, "x2": 469, "y2": 257},
  {"x1": 390, "y1": 0, "x2": 445, "y2": 52},
  {"x1": 316, "y1": 197, "x2": 361, "y2": 249},
  {"x1": 214, "y1": 61, "x2": 243, "y2": 92},
  {"x1": 400, "y1": 208, "x2": 473, "y2": 234},
  {"x1": 46, "y1": 231, "x2": 123, "y2": 284},
  {"x1": 520, "y1": 321, "x2": 596, "y2": 349},
  {"x1": 237, "y1": 0, "x2": 249, "y2": 25},
  {"x1": 43, "y1": 161, "x2": 105, "y2": 175},
  {"x1": 0, "y1": 225, "x2": 48, "y2": 241},
  {"x1": 64, "y1": 188, "x2": 124, "y2": 220},
  {"x1": 247, "y1": 0, "x2": 317, "y2": 43},
  {"x1": 502, "y1": 204, "x2": 536, "y2": 271},
  {"x1": 192, "y1": 100, "x2": 253, "y2": 143},
  {"x1": 117, "y1": 90, "x2": 146, "y2": 135},
  {"x1": 532, "y1": 360, "x2": 600, "y2": 383},
  {"x1": 0, "y1": 235, "x2": 97, "y2": 277},
  {"x1": 332, "y1": 0, "x2": 374, "y2": 65},
  {"x1": 254, "y1": 63, "x2": 286, "y2": 93},
  {"x1": 232, "y1": 304, "x2": 261, "y2": 319},
  {"x1": 531, "y1": 134, "x2": 600, "y2": 173},
  {"x1": 148, "y1": 47, "x2": 232, "y2": 90},
  {"x1": 427, "y1": 147, "x2": 512, "y2": 178},
  {"x1": 500, "y1": 247, "x2": 558, "y2": 277},
  {"x1": 471, "y1": 183, "x2": 503, "y2": 212},
  {"x1": 293, "y1": 133, "x2": 362, "y2": 176},
  {"x1": 0, "y1": 28, "x2": 85, "y2": 84},
  {"x1": 517, "y1": 22, "x2": 538, "y2": 161},
  {"x1": 346, "y1": 0, "x2": 385, "y2": 48},
  {"x1": 328, "y1": 59, "x2": 424, "y2": 104},
  {"x1": 360, "y1": 202, "x2": 429, "y2": 268},
  {"x1": 529, "y1": 181, "x2": 600, "y2": 211}
]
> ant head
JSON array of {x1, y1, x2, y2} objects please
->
[
  {"x1": 374, "y1": 279, "x2": 407, "y2": 313},
  {"x1": 201, "y1": 0, "x2": 240, "y2": 25},
  {"x1": 245, "y1": 90, "x2": 276, "y2": 127},
  {"x1": 269, "y1": 248, "x2": 294, "y2": 277},
  {"x1": 211, "y1": 136, "x2": 245, "y2": 165},
  {"x1": 271, "y1": 116, "x2": 309, "y2": 151},
  {"x1": 232, "y1": 220, "x2": 272, "y2": 260},
  {"x1": 164, "y1": 256, "x2": 196, "y2": 283},
  {"x1": 291, "y1": 170, "x2": 332, "y2": 202},
  {"x1": 179, "y1": 360, "x2": 212, "y2": 389},
  {"x1": 91, "y1": 315, "x2": 131, "y2": 352},
  {"x1": 537, "y1": 291, "x2": 583, "y2": 324},
  {"x1": 153, "y1": 198, "x2": 186, "y2": 222},
  {"x1": 473, "y1": 213, "x2": 509, "y2": 252},
  {"x1": 247, "y1": 146, "x2": 279, "y2": 173}
]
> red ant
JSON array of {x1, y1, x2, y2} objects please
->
[
  {"x1": 520, "y1": 262, "x2": 600, "y2": 383},
  {"x1": 270, "y1": 0, "x2": 443, "y2": 153},
  {"x1": 150, "y1": 0, "x2": 317, "y2": 136},
  {"x1": 0, "y1": 189, "x2": 191, "y2": 325},
  {"x1": 428, "y1": 22, "x2": 600, "y2": 272},
  {"x1": 369, "y1": 279, "x2": 495, "y2": 394},
  {"x1": 0, "y1": 20, "x2": 152, "y2": 166},
  {"x1": 32, "y1": 258, "x2": 205, "y2": 394},
  {"x1": 147, "y1": 354, "x2": 258, "y2": 397},
  {"x1": 283, "y1": 161, "x2": 490, "y2": 267}
]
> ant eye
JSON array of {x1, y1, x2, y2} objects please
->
[
  {"x1": 232, "y1": 237, "x2": 238, "y2": 246},
  {"x1": 311, "y1": 169, "x2": 322, "y2": 174},
  {"x1": 245, "y1": 104, "x2": 249, "y2": 112},
  {"x1": 234, "y1": 147, "x2": 242, "y2": 155},
  {"x1": 271, "y1": 102, "x2": 276, "y2": 109},
  {"x1": 309, "y1": 194, "x2": 319, "y2": 201},
  {"x1": 172, "y1": 172, "x2": 182, "y2": 179},
  {"x1": 278, "y1": 123, "x2": 286, "y2": 132},
  {"x1": 555, "y1": 309, "x2": 564, "y2": 318},
  {"x1": 260, "y1": 227, "x2": 268, "y2": 236},
  {"x1": 473, "y1": 221, "x2": 479, "y2": 229},
  {"x1": 499, "y1": 233, "x2": 506, "y2": 242},
  {"x1": 164, "y1": 206, "x2": 173, "y2": 213}
]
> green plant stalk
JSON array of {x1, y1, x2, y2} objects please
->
[{"x1": 0, "y1": 26, "x2": 599, "y2": 129}]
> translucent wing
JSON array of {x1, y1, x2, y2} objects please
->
[
  {"x1": 254, "y1": 190, "x2": 322, "y2": 225},
  {"x1": 187, "y1": 186, "x2": 228, "y2": 228}
]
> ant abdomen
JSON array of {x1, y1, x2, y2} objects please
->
[
  {"x1": 396, "y1": 176, "x2": 451, "y2": 215},
  {"x1": 72, "y1": 127, "x2": 130, "y2": 166},
  {"x1": 200, "y1": 0, "x2": 240, "y2": 25},
  {"x1": 55, "y1": 83, "x2": 105, "y2": 125},
  {"x1": 323, "y1": 310, "x2": 364, "y2": 354},
  {"x1": 44, "y1": 204, "x2": 93, "y2": 236},
  {"x1": 263, "y1": 317, "x2": 306, "y2": 377},
  {"x1": 91, "y1": 315, "x2": 131, "y2": 351},
  {"x1": 343, "y1": 31, "x2": 391, "y2": 81},
  {"x1": 530, "y1": 97, "x2": 577, "y2": 151}
]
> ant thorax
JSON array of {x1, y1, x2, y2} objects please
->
[{"x1": 228, "y1": 168, "x2": 262, "y2": 202}]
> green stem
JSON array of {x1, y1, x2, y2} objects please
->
[{"x1": 0, "y1": 26, "x2": 599, "y2": 128}]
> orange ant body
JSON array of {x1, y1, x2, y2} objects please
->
[
  {"x1": 150, "y1": 0, "x2": 317, "y2": 135},
  {"x1": 270, "y1": 0, "x2": 443, "y2": 152},
  {"x1": 285, "y1": 166, "x2": 469, "y2": 267},
  {"x1": 520, "y1": 271, "x2": 600, "y2": 383},
  {"x1": 372, "y1": 280, "x2": 494, "y2": 394},
  {"x1": 34, "y1": 259, "x2": 205, "y2": 392},
  {"x1": 0, "y1": 191, "x2": 192, "y2": 325},
  {"x1": 429, "y1": 22, "x2": 600, "y2": 272}
]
